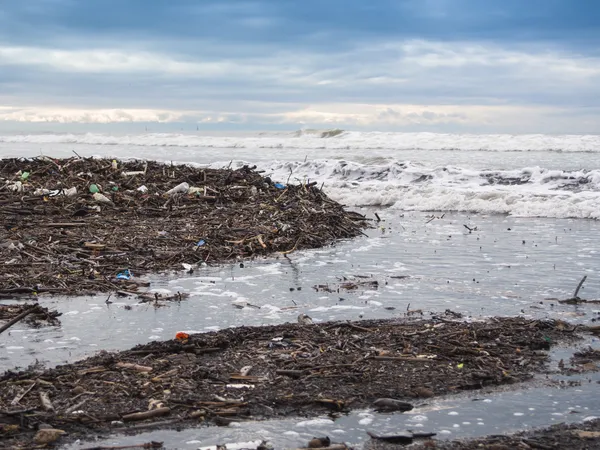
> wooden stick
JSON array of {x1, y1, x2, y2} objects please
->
[
  {"x1": 275, "y1": 369, "x2": 307, "y2": 378},
  {"x1": 116, "y1": 362, "x2": 153, "y2": 373},
  {"x1": 574, "y1": 275, "x2": 587, "y2": 298},
  {"x1": 371, "y1": 356, "x2": 436, "y2": 362},
  {"x1": 0, "y1": 305, "x2": 39, "y2": 335},
  {"x1": 65, "y1": 398, "x2": 89, "y2": 414},
  {"x1": 11, "y1": 381, "x2": 36, "y2": 406},
  {"x1": 122, "y1": 407, "x2": 171, "y2": 422},
  {"x1": 113, "y1": 419, "x2": 180, "y2": 431},
  {"x1": 82, "y1": 441, "x2": 164, "y2": 449},
  {"x1": 45, "y1": 222, "x2": 88, "y2": 227},
  {"x1": 292, "y1": 446, "x2": 348, "y2": 450}
]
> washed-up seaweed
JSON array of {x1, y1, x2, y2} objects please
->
[
  {"x1": 0, "y1": 317, "x2": 583, "y2": 448},
  {"x1": 0, "y1": 157, "x2": 369, "y2": 297}
]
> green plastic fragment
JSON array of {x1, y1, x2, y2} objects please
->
[
  {"x1": 21, "y1": 171, "x2": 30, "y2": 181},
  {"x1": 89, "y1": 184, "x2": 100, "y2": 193}
]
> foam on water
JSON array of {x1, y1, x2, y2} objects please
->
[{"x1": 247, "y1": 159, "x2": 600, "y2": 219}]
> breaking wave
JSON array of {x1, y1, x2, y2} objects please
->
[{"x1": 240, "y1": 159, "x2": 600, "y2": 220}]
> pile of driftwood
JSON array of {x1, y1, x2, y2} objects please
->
[
  {"x1": 0, "y1": 157, "x2": 369, "y2": 297},
  {"x1": 406, "y1": 418, "x2": 600, "y2": 450},
  {"x1": 0, "y1": 317, "x2": 583, "y2": 448}
]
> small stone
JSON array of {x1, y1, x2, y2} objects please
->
[
  {"x1": 308, "y1": 436, "x2": 330, "y2": 448},
  {"x1": 34, "y1": 428, "x2": 66, "y2": 445},
  {"x1": 413, "y1": 387, "x2": 434, "y2": 398},
  {"x1": 574, "y1": 430, "x2": 600, "y2": 439},
  {"x1": 298, "y1": 314, "x2": 313, "y2": 325},
  {"x1": 71, "y1": 385, "x2": 85, "y2": 395},
  {"x1": 373, "y1": 398, "x2": 414, "y2": 412}
]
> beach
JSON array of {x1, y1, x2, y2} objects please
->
[{"x1": 1, "y1": 130, "x2": 599, "y2": 448}]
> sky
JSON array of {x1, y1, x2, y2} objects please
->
[{"x1": 0, "y1": 0, "x2": 599, "y2": 133}]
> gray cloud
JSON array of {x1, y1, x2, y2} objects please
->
[{"x1": 0, "y1": 39, "x2": 599, "y2": 132}]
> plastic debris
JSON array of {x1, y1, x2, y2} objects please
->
[
  {"x1": 196, "y1": 239, "x2": 206, "y2": 247},
  {"x1": 165, "y1": 182, "x2": 190, "y2": 195},
  {"x1": 92, "y1": 192, "x2": 112, "y2": 204},
  {"x1": 187, "y1": 186, "x2": 203, "y2": 195},
  {"x1": 64, "y1": 187, "x2": 77, "y2": 197},
  {"x1": 34, "y1": 187, "x2": 77, "y2": 197},
  {"x1": 89, "y1": 184, "x2": 100, "y2": 194},
  {"x1": 111, "y1": 160, "x2": 118, "y2": 170},
  {"x1": 116, "y1": 269, "x2": 133, "y2": 280},
  {"x1": 20, "y1": 171, "x2": 30, "y2": 181},
  {"x1": 7, "y1": 181, "x2": 23, "y2": 192},
  {"x1": 175, "y1": 332, "x2": 190, "y2": 340},
  {"x1": 137, "y1": 185, "x2": 148, "y2": 193},
  {"x1": 274, "y1": 182, "x2": 286, "y2": 189}
]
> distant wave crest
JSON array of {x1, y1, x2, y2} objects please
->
[{"x1": 1, "y1": 131, "x2": 598, "y2": 152}]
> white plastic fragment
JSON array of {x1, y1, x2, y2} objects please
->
[
  {"x1": 165, "y1": 182, "x2": 190, "y2": 195},
  {"x1": 92, "y1": 192, "x2": 112, "y2": 204},
  {"x1": 7, "y1": 181, "x2": 23, "y2": 192},
  {"x1": 187, "y1": 186, "x2": 203, "y2": 194}
]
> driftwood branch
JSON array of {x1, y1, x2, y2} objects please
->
[
  {"x1": 0, "y1": 305, "x2": 39, "y2": 335},
  {"x1": 81, "y1": 441, "x2": 164, "y2": 450},
  {"x1": 574, "y1": 275, "x2": 587, "y2": 299},
  {"x1": 122, "y1": 407, "x2": 171, "y2": 422}
]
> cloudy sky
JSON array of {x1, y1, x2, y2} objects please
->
[{"x1": 1, "y1": 0, "x2": 599, "y2": 133}]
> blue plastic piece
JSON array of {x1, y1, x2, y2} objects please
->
[{"x1": 116, "y1": 269, "x2": 133, "y2": 280}]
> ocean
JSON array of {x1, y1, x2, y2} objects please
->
[{"x1": 1, "y1": 130, "x2": 599, "y2": 447}]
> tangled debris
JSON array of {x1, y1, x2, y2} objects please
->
[
  {"x1": 403, "y1": 418, "x2": 600, "y2": 450},
  {"x1": 0, "y1": 304, "x2": 61, "y2": 331},
  {"x1": 0, "y1": 317, "x2": 583, "y2": 448},
  {"x1": 0, "y1": 157, "x2": 369, "y2": 297}
]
